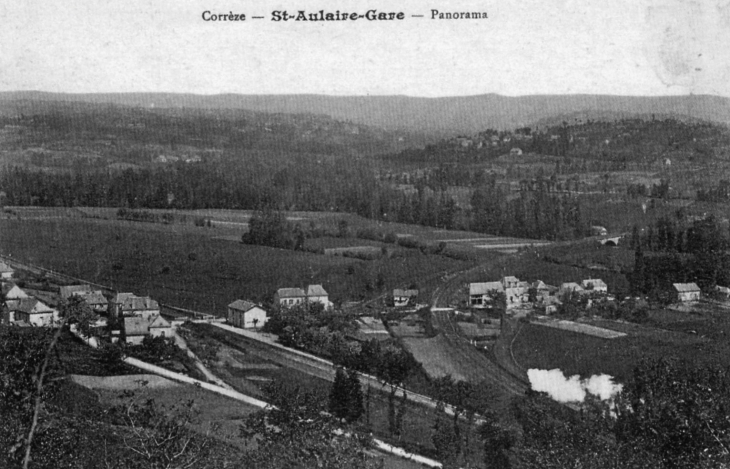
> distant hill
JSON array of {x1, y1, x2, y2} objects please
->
[{"x1": 1, "y1": 91, "x2": 730, "y2": 134}]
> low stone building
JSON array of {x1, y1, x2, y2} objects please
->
[{"x1": 227, "y1": 300, "x2": 268, "y2": 329}]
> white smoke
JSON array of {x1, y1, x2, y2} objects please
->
[{"x1": 527, "y1": 369, "x2": 623, "y2": 403}]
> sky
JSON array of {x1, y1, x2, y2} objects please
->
[{"x1": 2, "y1": 0, "x2": 729, "y2": 97}]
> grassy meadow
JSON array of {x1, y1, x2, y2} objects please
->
[{"x1": 0, "y1": 215, "x2": 474, "y2": 315}]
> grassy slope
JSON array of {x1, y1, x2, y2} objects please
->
[{"x1": 0, "y1": 217, "x2": 469, "y2": 314}]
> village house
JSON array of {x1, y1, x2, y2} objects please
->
[
  {"x1": 122, "y1": 316, "x2": 150, "y2": 345},
  {"x1": 469, "y1": 281, "x2": 503, "y2": 308},
  {"x1": 590, "y1": 226, "x2": 609, "y2": 236},
  {"x1": 581, "y1": 279, "x2": 608, "y2": 293},
  {"x1": 111, "y1": 293, "x2": 160, "y2": 321},
  {"x1": 275, "y1": 285, "x2": 332, "y2": 310},
  {"x1": 148, "y1": 314, "x2": 173, "y2": 338},
  {"x1": 7, "y1": 298, "x2": 59, "y2": 327},
  {"x1": 509, "y1": 147, "x2": 523, "y2": 156},
  {"x1": 531, "y1": 280, "x2": 555, "y2": 299},
  {"x1": 2, "y1": 282, "x2": 30, "y2": 300},
  {"x1": 227, "y1": 300, "x2": 268, "y2": 329},
  {"x1": 674, "y1": 283, "x2": 701, "y2": 302},
  {"x1": 469, "y1": 276, "x2": 531, "y2": 309},
  {"x1": 60, "y1": 284, "x2": 93, "y2": 300},
  {"x1": 559, "y1": 282, "x2": 584, "y2": 297},
  {"x1": 274, "y1": 288, "x2": 307, "y2": 308},
  {"x1": 0, "y1": 261, "x2": 14, "y2": 279},
  {"x1": 73, "y1": 291, "x2": 109, "y2": 313},
  {"x1": 715, "y1": 285, "x2": 730, "y2": 299},
  {"x1": 306, "y1": 284, "x2": 332, "y2": 309},
  {"x1": 392, "y1": 289, "x2": 419, "y2": 307}
]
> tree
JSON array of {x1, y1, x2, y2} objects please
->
[
  {"x1": 329, "y1": 368, "x2": 364, "y2": 423},
  {"x1": 240, "y1": 381, "x2": 380, "y2": 469},
  {"x1": 107, "y1": 396, "x2": 215, "y2": 469}
]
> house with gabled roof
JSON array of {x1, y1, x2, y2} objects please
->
[
  {"x1": 559, "y1": 282, "x2": 584, "y2": 297},
  {"x1": 306, "y1": 284, "x2": 332, "y2": 309},
  {"x1": 148, "y1": 314, "x2": 173, "y2": 338},
  {"x1": 0, "y1": 261, "x2": 14, "y2": 279},
  {"x1": 275, "y1": 285, "x2": 332, "y2": 310},
  {"x1": 60, "y1": 284, "x2": 93, "y2": 300},
  {"x1": 674, "y1": 283, "x2": 700, "y2": 302},
  {"x1": 469, "y1": 282, "x2": 503, "y2": 308},
  {"x1": 112, "y1": 293, "x2": 159, "y2": 321},
  {"x1": 274, "y1": 288, "x2": 307, "y2": 308},
  {"x1": 393, "y1": 289, "x2": 419, "y2": 307},
  {"x1": 7, "y1": 298, "x2": 58, "y2": 327},
  {"x1": 581, "y1": 279, "x2": 608, "y2": 293},
  {"x1": 2, "y1": 283, "x2": 29, "y2": 300},
  {"x1": 72, "y1": 290, "x2": 108, "y2": 313},
  {"x1": 227, "y1": 300, "x2": 267, "y2": 329},
  {"x1": 122, "y1": 316, "x2": 150, "y2": 345}
]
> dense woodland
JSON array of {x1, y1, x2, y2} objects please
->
[{"x1": 631, "y1": 215, "x2": 730, "y2": 299}]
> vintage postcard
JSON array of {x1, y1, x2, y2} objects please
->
[{"x1": 1, "y1": 1, "x2": 730, "y2": 468}]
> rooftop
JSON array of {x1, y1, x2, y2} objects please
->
[
  {"x1": 470, "y1": 282, "x2": 504, "y2": 296},
  {"x1": 228, "y1": 299, "x2": 258, "y2": 312}
]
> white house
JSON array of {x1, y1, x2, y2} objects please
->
[
  {"x1": 559, "y1": 282, "x2": 584, "y2": 297},
  {"x1": 306, "y1": 284, "x2": 332, "y2": 309},
  {"x1": 60, "y1": 284, "x2": 93, "y2": 300},
  {"x1": 469, "y1": 282, "x2": 503, "y2": 307},
  {"x1": 275, "y1": 285, "x2": 332, "y2": 310},
  {"x1": 8, "y1": 298, "x2": 59, "y2": 327},
  {"x1": 228, "y1": 300, "x2": 268, "y2": 329},
  {"x1": 2, "y1": 283, "x2": 30, "y2": 300},
  {"x1": 393, "y1": 289, "x2": 419, "y2": 307},
  {"x1": 509, "y1": 147, "x2": 523, "y2": 156},
  {"x1": 0, "y1": 261, "x2": 14, "y2": 279},
  {"x1": 148, "y1": 315, "x2": 173, "y2": 338},
  {"x1": 113, "y1": 294, "x2": 160, "y2": 321},
  {"x1": 581, "y1": 279, "x2": 608, "y2": 293},
  {"x1": 674, "y1": 283, "x2": 701, "y2": 302},
  {"x1": 274, "y1": 288, "x2": 307, "y2": 308}
]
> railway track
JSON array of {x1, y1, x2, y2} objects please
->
[{"x1": 429, "y1": 263, "x2": 529, "y2": 397}]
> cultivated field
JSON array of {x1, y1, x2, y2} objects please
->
[
  {"x1": 0, "y1": 216, "x2": 472, "y2": 315},
  {"x1": 510, "y1": 302, "x2": 730, "y2": 382}
]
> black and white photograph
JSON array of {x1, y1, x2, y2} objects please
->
[{"x1": 2, "y1": 0, "x2": 730, "y2": 467}]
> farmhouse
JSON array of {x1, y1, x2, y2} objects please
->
[
  {"x1": 0, "y1": 261, "x2": 14, "y2": 279},
  {"x1": 73, "y1": 290, "x2": 108, "y2": 313},
  {"x1": 581, "y1": 279, "x2": 608, "y2": 293},
  {"x1": 275, "y1": 288, "x2": 307, "y2": 308},
  {"x1": 6, "y1": 298, "x2": 59, "y2": 327},
  {"x1": 393, "y1": 289, "x2": 419, "y2": 307},
  {"x1": 590, "y1": 226, "x2": 608, "y2": 236},
  {"x1": 306, "y1": 284, "x2": 333, "y2": 309},
  {"x1": 60, "y1": 284, "x2": 93, "y2": 299},
  {"x1": 716, "y1": 285, "x2": 730, "y2": 299},
  {"x1": 469, "y1": 282, "x2": 503, "y2": 307},
  {"x1": 2, "y1": 282, "x2": 30, "y2": 300},
  {"x1": 227, "y1": 300, "x2": 268, "y2": 329},
  {"x1": 674, "y1": 283, "x2": 701, "y2": 302},
  {"x1": 559, "y1": 282, "x2": 584, "y2": 296},
  {"x1": 148, "y1": 314, "x2": 173, "y2": 338},
  {"x1": 122, "y1": 317, "x2": 150, "y2": 345},
  {"x1": 275, "y1": 285, "x2": 332, "y2": 310},
  {"x1": 112, "y1": 293, "x2": 160, "y2": 321}
]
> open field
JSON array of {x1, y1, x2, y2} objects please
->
[
  {"x1": 531, "y1": 318, "x2": 627, "y2": 339},
  {"x1": 0, "y1": 216, "x2": 472, "y2": 314},
  {"x1": 511, "y1": 304, "x2": 730, "y2": 382}
]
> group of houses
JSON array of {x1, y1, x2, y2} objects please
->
[
  {"x1": 225, "y1": 284, "x2": 334, "y2": 331},
  {"x1": 1, "y1": 261, "x2": 60, "y2": 327},
  {"x1": 468, "y1": 276, "x2": 611, "y2": 313},
  {"x1": 274, "y1": 284, "x2": 333, "y2": 310},
  {"x1": 109, "y1": 292, "x2": 173, "y2": 345}
]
